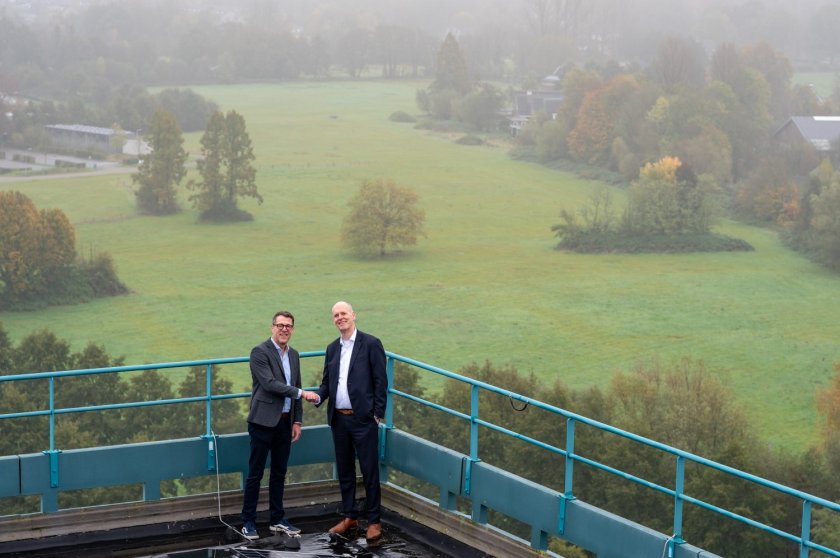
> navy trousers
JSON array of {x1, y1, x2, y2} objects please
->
[
  {"x1": 332, "y1": 412, "x2": 381, "y2": 523},
  {"x1": 241, "y1": 416, "x2": 292, "y2": 524}
]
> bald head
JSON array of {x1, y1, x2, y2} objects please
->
[{"x1": 332, "y1": 301, "x2": 357, "y2": 339}]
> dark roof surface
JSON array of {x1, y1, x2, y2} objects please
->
[{"x1": 783, "y1": 116, "x2": 840, "y2": 150}]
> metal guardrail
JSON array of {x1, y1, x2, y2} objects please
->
[{"x1": 1, "y1": 352, "x2": 838, "y2": 557}]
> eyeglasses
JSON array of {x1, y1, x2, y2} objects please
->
[{"x1": 273, "y1": 323, "x2": 294, "y2": 330}]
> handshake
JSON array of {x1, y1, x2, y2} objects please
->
[{"x1": 301, "y1": 390, "x2": 320, "y2": 403}]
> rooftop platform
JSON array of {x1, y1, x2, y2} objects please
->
[{"x1": 1, "y1": 480, "x2": 530, "y2": 557}]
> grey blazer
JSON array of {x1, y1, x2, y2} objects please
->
[{"x1": 246, "y1": 338, "x2": 303, "y2": 427}]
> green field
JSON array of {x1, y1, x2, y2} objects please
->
[
  {"x1": 2, "y1": 81, "x2": 839, "y2": 452},
  {"x1": 793, "y1": 72, "x2": 838, "y2": 98}
]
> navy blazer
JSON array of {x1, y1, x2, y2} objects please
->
[
  {"x1": 247, "y1": 338, "x2": 303, "y2": 427},
  {"x1": 316, "y1": 330, "x2": 387, "y2": 424}
]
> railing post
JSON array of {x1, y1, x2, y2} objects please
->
[
  {"x1": 201, "y1": 364, "x2": 215, "y2": 472},
  {"x1": 564, "y1": 418, "x2": 575, "y2": 499},
  {"x1": 43, "y1": 376, "x2": 62, "y2": 488},
  {"x1": 463, "y1": 385, "x2": 481, "y2": 496},
  {"x1": 380, "y1": 357, "x2": 395, "y2": 482},
  {"x1": 559, "y1": 417, "x2": 576, "y2": 536},
  {"x1": 800, "y1": 500, "x2": 812, "y2": 558},
  {"x1": 672, "y1": 456, "x2": 686, "y2": 545}
]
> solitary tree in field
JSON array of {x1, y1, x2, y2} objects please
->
[
  {"x1": 133, "y1": 108, "x2": 187, "y2": 215},
  {"x1": 341, "y1": 178, "x2": 425, "y2": 257},
  {"x1": 187, "y1": 110, "x2": 261, "y2": 222}
]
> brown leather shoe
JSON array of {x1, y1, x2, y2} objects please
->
[
  {"x1": 328, "y1": 517, "x2": 358, "y2": 535},
  {"x1": 365, "y1": 522, "x2": 382, "y2": 541}
]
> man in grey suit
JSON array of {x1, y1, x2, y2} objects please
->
[{"x1": 240, "y1": 310, "x2": 319, "y2": 540}]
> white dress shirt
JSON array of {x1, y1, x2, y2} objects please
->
[{"x1": 335, "y1": 329, "x2": 356, "y2": 410}]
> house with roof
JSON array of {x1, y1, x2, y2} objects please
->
[
  {"x1": 773, "y1": 116, "x2": 840, "y2": 159},
  {"x1": 508, "y1": 90, "x2": 565, "y2": 136},
  {"x1": 45, "y1": 124, "x2": 127, "y2": 154},
  {"x1": 507, "y1": 66, "x2": 567, "y2": 137}
]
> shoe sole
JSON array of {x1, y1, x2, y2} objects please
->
[{"x1": 241, "y1": 533, "x2": 259, "y2": 541}]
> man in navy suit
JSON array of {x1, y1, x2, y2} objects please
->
[
  {"x1": 240, "y1": 310, "x2": 319, "y2": 540},
  {"x1": 314, "y1": 301, "x2": 388, "y2": 542}
]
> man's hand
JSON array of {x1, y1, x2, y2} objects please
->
[
  {"x1": 291, "y1": 422, "x2": 301, "y2": 442},
  {"x1": 301, "y1": 390, "x2": 320, "y2": 403}
]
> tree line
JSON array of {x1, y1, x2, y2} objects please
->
[
  {"x1": 409, "y1": 32, "x2": 840, "y2": 266},
  {"x1": 1, "y1": 324, "x2": 838, "y2": 556}
]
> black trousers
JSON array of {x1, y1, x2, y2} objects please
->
[
  {"x1": 241, "y1": 416, "x2": 292, "y2": 524},
  {"x1": 331, "y1": 412, "x2": 381, "y2": 523}
]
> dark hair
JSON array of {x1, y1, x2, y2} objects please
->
[{"x1": 273, "y1": 310, "x2": 294, "y2": 325}]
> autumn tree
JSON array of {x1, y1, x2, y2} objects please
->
[
  {"x1": 0, "y1": 191, "x2": 126, "y2": 310},
  {"x1": 187, "y1": 110, "x2": 262, "y2": 222},
  {"x1": 567, "y1": 75, "x2": 641, "y2": 165},
  {"x1": 622, "y1": 157, "x2": 718, "y2": 235},
  {"x1": 0, "y1": 191, "x2": 46, "y2": 304},
  {"x1": 133, "y1": 108, "x2": 187, "y2": 215},
  {"x1": 341, "y1": 178, "x2": 425, "y2": 257},
  {"x1": 734, "y1": 156, "x2": 799, "y2": 225}
]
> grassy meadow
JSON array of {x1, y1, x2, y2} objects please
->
[{"x1": 2, "y1": 81, "x2": 839, "y2": 452}]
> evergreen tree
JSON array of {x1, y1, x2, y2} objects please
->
[
  {"x1": 188, "y1": 110, "x2": 262, "y2": 222},
  {"x1": 133, "y1": 108, "x2": 187, "y2": 215},
  {"x1": 431, "y1": 32, "x2": 471, "y2": 94}
]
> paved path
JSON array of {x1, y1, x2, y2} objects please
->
[{"x1": 0, "y1": 165, "x2": 136, "y2": 183}]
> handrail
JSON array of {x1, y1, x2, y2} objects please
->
[
  {"x1": 1, "y1": 350, "x2": 838, "y2": 557},
  {"x1": 383, "y1": 352, "x2": 840, "y2": 558}
]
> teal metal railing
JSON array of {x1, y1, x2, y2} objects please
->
[{"x1": 1, "y1": 352, "x2": 839, "y2": 558}]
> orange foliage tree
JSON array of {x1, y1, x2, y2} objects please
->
[{"x1": 567, "y1": 75, "x2": 640, "y2": 165}]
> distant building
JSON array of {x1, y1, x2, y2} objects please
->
[
  {"x1": 508, "y1": 66, "x2": 566, "y2": 137},
  {"x1": 508, "y1": 90, "x2": 565, "y2": 136},
  {"x1": 774, "y1": 116, "x2": 840, "y2": 155},
  {"x1": 44, "y1": 124, "x2": 140, "y2": 154}
]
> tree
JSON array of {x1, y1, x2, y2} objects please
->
[
  {"x1": 0, "y1": 191, "x2": 46, "y2": 303},
  {"x1": 0, "y1": 191, "x2": 83, "y2": 307},
  {"x1": 651, "y1": 36, "x2": 706, "y2": 92},
  {"x1": 567, "y1": 75, "x2": 641, "y2": 165},
  {"x1": 187, "y1": 110, "x2": 262, "y2": 222},
  {"x1": 453, "y1": 83, "x2": 504, "y2": 131},
  {"x1": 133, "y1": 108, "x2": 187, "y2": 215},
  {"x1": 417, "y1": 33, "x2": 473, "y2": 121},
  {"x1": 808, "y1": 171, "x2": 840, "y2": 269},
  {"x1": 622, "y1": 157, "x2": 718, "y2": 235},
  {"x1": 341, "y1": 178, "x2": 425, "y2": 258},
  {"x1": 431, "y1": 32, "x2": 471, "y2": 95}
]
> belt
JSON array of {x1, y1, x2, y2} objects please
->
[
  {"x1": 280, "y1": 412, "x2": 290, "y2": 418},
  {"x1": 336, "y1": 409, "x2": 354, "y2": 416}
]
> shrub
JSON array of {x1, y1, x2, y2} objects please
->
[
  {"x1": 455, "y1": 135, "x2": 483, "y2": 145},
  {"x1": 389, "y1": 111, "x2": 416, "y2": 123}
]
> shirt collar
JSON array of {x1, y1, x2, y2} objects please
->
[
  {"x1": 271, "y1": 337, "x2": 287, "y2": 355},
  {"x1": 341, "y1": 328, "x2": 357, "y2": 347}
]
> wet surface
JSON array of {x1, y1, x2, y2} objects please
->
[
  {"x1": 2, "y1": 512, "x2": 488, "y2": 558},
  {"x1": 133, "y1": 514, "x2": 482, "y2": 558},
  {"x1": 161, "y1": 530, "x2": 448, "y2": 558}
]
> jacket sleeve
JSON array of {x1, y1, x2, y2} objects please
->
[{"x1": 250, "y1": 344, "x2": 301, "y2": 399}]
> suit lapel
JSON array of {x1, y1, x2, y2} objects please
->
[{"x1": 347, "y1": 331, "x2": 362, "y2": 374}]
